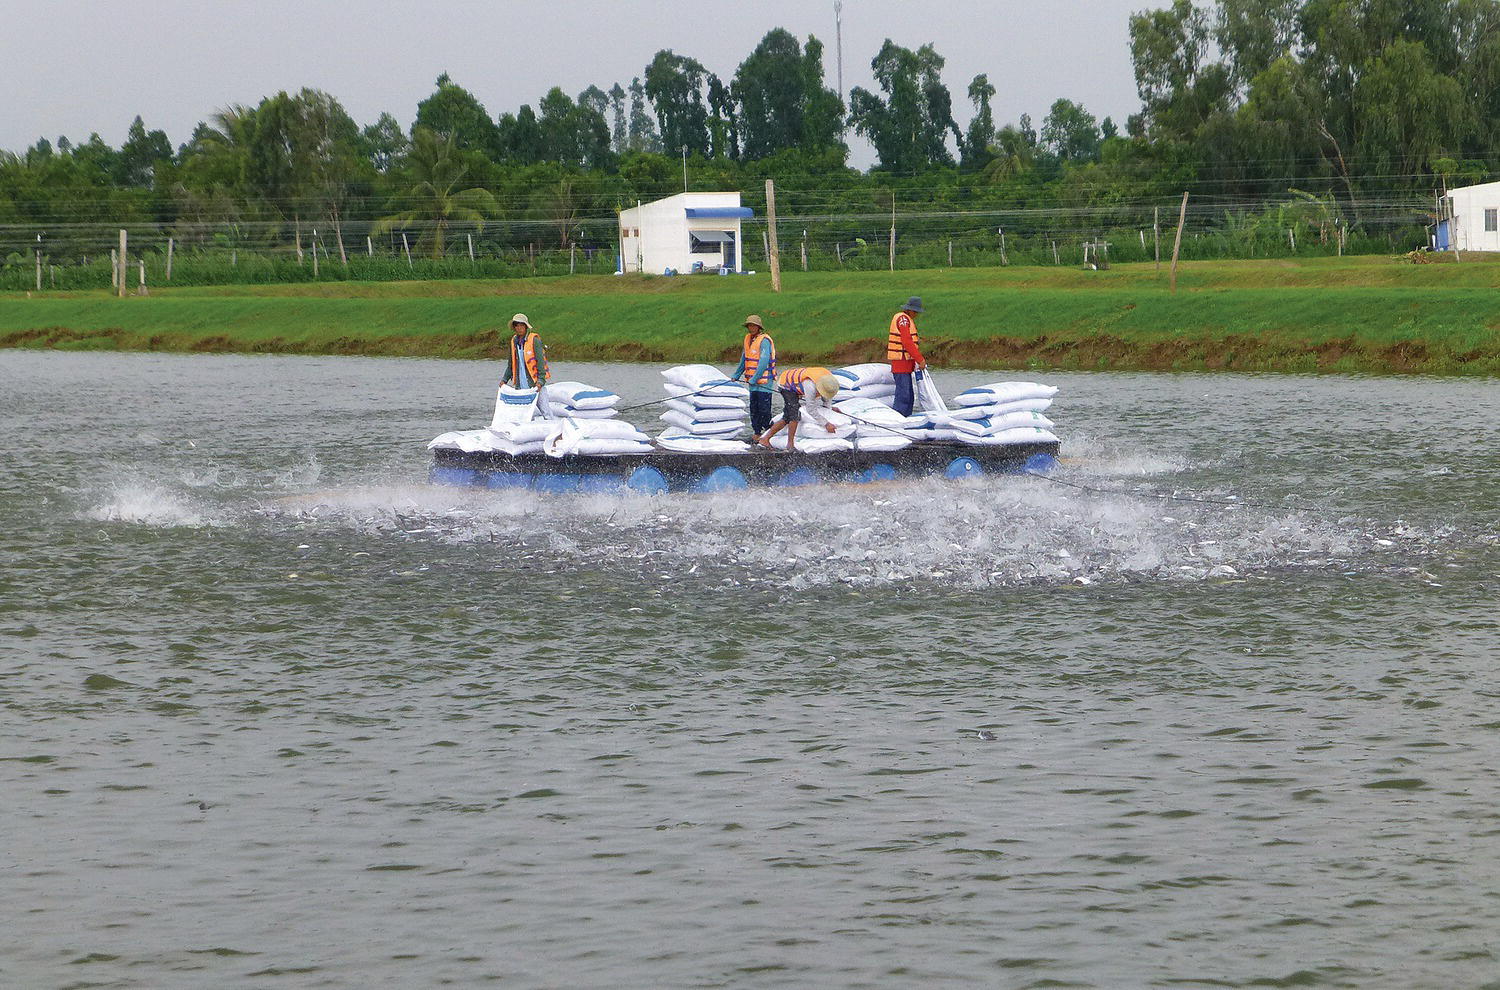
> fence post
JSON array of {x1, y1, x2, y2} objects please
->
[
  {"x1": 311, "y1": 230, "x2": 319, "y2": 278},
  {"x1": 947, "y1": 240, "x2": 953, "y2": 267},
  {"x1": 801, "y1": 231, "x2": 808, "y2": 272},
  {"x1": 366, "y1": 236, "x2": 373, "y2": 257},
  {"x1": 835, "y1": 242, "x2": 842, "y2": 265},
  {"x1": 118, "y1": 229, "x2": 127, "y2": 298},
  {"x1": 166, "y1": 237, "x2": 174, "y2": 281},
  {"x1": 138, "y1": 259, "x2": 148, "y2": 296},
  {"x1": 401, "y1": 232, "x2": 413, "y2": 268},
  {"x1": 469, "y1": 233, "x2": 476, "y2": 263},
  {"x1": 35, "y1": 238, "x2": 42, "y2": 292},
  {"x1": 1154, "y1": 207, "x2": 1161, "y2": 273},
  {"x1": 999, "y1": 227, "x2": 1008, "y2": 266},
  {"x1": 765, "y1": 179, "x2": 782, "y2": 293},
  {"x1": 570, "y1": 241, "x2": 576, "y2": 274},
  {"x1": 111, "y1": 249, "x2": 118, "y2": 288},
  {"x1": 1051, "y1": 240, "x2": 1059, "y2": 265},
  {"x1": 1169, "y1": 192, "x2": 1189, "y2": 293},
  {"x1": 1287, "y1": 228, "x2": 1295, "y2": 252}
]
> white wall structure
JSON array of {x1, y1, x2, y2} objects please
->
[
  {"x1": 1442, "y1": 181, "x2": 1500, "y2": 252},
  {"x1": 618, "y1": 192, "x2": 753, "y2": 274}
]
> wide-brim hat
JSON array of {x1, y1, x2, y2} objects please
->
[
  {"x1": 902, "y1": 296, "x2": 924, "y2": 313},
  {"x1": 510, "y1": 313, "x2": 531, "y2": 328},
  {"x1": 815, "y1": 375, "x2": 840, "y2": 400},
  {"x1": 744, "y1": 314, "x2": 764, "y2": 330}
]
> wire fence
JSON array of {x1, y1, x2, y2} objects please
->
[{"x1": 0, "y1": 196, "x2": 1437, "y2": 291}]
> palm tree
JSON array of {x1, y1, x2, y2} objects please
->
[{"x1": 373, "y1": 128, "x2": 497, "y2": 259}]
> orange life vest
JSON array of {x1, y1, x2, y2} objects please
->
[
  {"x1": 886, "y1": 312, "x2": 919, "y2": 363},
  {"x1": 776, "y1": 366, "x2": 832, "y2": 391},
  {"x1": 507, "y1": 330, "x2": 544, "y2": 387},
  {"x1": 741, "y1": 331, "x2": 776, "y2": 386}
]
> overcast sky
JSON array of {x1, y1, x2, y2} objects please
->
[{"x1": 2, "y1": 0, "x2": 1155, "y2": 169}]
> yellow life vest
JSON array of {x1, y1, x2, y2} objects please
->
[
  {"x1": 507, "y1": 330, "x2": 544, "y2": 387},
  {"x1": 741, "y1": 331, "x2": 776, "y2": 386},
  {"x1": 776, "y1": 366, "x2": 832, "y2": 390},
  {"x1": 886, "y1": 312, "x2": 919, "y2": 363}
]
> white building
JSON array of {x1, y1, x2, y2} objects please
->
[
  {"x1": 1436, "y1": 180, "x2": 1500, "y2": 252},
  {"x1": 618, "y1": 192, "x2": 754, "y2": 274}
]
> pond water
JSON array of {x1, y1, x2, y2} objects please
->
[{"x1": 2, "y1": 351, "x2": 1498, "y2": 988}]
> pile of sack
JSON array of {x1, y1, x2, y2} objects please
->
[
  {"x1": 832, "y1": 363, "x2": 897, "y2": 407},
  {"x1": 655, "y1": 364, "x2": 751, "y2": 453},
  {"x1": 922, "y1": 381, "x2": 1061, "y2": 446},
  {"x1": 427, "y1": 381, "x2": 652, "y2": 458}
]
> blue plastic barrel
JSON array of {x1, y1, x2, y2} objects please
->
[
  {"x1": 578, "y1": 474, "x2": 627, "y2": 495},
  {"x1": 430, "y1": 466, "x2": 482, "y2": 487},
  {"x1": 627, "y1": 466, "x2": 670, "y2": 495},
  {"x1": 486, "y1": 471, "x2": 531, "y2": 490},
  {"x1": 778, "y1": 467, "x2": 818, "y2": 488},
  {"x1": 1024, "y1": 452, "x2": 1059, "y2": 474},
  {"x1": 693, "y1": 466, "x2": 748, "y2": 493},
  {"x1": 533, "y1": 473, "x2": 581, "y2": 494},
  {"x1": 863, "y1": 463, "x2": 898, "y2": 483},
  {"x1": 945, "y1": 456, "x2": 983, "y2": 480}
]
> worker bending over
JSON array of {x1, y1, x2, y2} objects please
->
[{"x1": 757, "y1": 367, "x2": 840, "y2": 452}]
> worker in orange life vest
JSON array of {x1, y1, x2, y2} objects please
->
[
  {"x1": 888, "y1": 296, "x2": 927, "y2": 417},
  {"x1": 730, "y1": 314, "x2": 776, "y2": 435},
  {"x1": 501, "y1": 313, "x2": 549, "y2": 390},
  {"x1": 756, "y1": 367, "x2": 840, "y2": 452}
]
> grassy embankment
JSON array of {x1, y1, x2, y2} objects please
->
[{"x1": 3, "y1": 255, "x2": 1500, "y2": 374}]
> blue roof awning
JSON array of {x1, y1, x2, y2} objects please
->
[{"x1": 685, "y1": 207, "x2": 753, "y2": 219}]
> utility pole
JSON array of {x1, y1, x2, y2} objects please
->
[
  {"x1": 834, "y1": 1, "x2": 845, "y2": 113},
  {"x1": 682, "y1": 145, "x2": 688, "y2": 193},
  {"x1": 765, "y1": 179, "x2": 782, "y2": 292}
]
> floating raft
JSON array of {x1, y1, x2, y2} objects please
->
[{"x1": 430, "y1": 440, "x2": 1061, "y2": 494}]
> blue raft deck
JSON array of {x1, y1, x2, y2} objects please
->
[{"x1": 429, "y1": 440, "x2": 1062, "y2": 495}]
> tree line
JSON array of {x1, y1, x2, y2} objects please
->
[{"x1": 3, "y1": 2, "x2": 1497, "y2": 270}]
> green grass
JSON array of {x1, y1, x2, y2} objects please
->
[{"x1": 4, "y1": 256, "x2": 1500, "y2": 374}]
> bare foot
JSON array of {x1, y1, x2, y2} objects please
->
[{"x1": 755, "y1": 437, "x2": 772, "y2": 449}]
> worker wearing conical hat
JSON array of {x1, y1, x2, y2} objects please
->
[
  {"x1": 501, "y1": 313, "x2": 549, "y2": 390},
  {"x1": 756, "y1": 367, "x2": 840, "y2": 453},
  {"x1": 730, "y1": 314, "x2": 777, "y2": 435}
]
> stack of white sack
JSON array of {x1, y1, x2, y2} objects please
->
[
  {"x1": 542, "y1": 418, "x2": 654, "y2": 457},
  {"x1": 656, "y1": 364, "x2": 750, "y2": 442},
  {"x1": 831, "y1": 396, "x2": 913, "y2": 452},
  {"x1": 543, "y1": 381, "x2": 623, "y2": 420},
  {"x1": 420, "y1": 385, "x2": 547, "y2": 456},
  {"x1": 832, "y1": 363, "x2": 897, "y2": 405},
  {"x1": 945, "y1": 382, "x2": 1061, "y2": 446}
]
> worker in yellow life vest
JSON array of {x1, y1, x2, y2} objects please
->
[
  {"x1": 756, "y1": 366, "x2": 840, "y2": 452},
  {"x1": 730, "y1": 314, "x2": 776, "y2": 434},
  {"x1": 887, "y1": 295, "x2": 928, "y2": 416},
  {"x1": 501, "y1": 313, "x2": 549, "y2": 390}
]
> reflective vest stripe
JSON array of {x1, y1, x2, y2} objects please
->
[
  {"x1": 776, "y1": 366, "x2": 831, "y2": 390},
  {"x1": 509, "y1": 332, "x2": 544, "y2": 386}
]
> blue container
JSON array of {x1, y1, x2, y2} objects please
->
[
  {"x1": 1023, "y1": 452, "x2": 1059, "y2": 474},
  {"x1": 859, "y1": 463, "x2": 898, "y2": 484},
  {"x1": 778, "y1": 467, "x2": 818, "y2": 488},
  {"x1": 430, "y1": 465, "x2": 482, "y2": 487},
  {"x1": 693, "y1": 466, "x2": 749, "y2": 493},
  {"x1": 578, "y1": 474, "x2": 627, "y2": 495},
  {"x1": 485, "y1": 471, "x2": 531, "y2": 490},
  {"x1": 533, "y1": 474, "x2": 581, "y2": 494},
  {"x1": 627, "y1": 466, "x2": 670, "y2": 495},
  {"x1": 945, "y1": 456, "x2": 983, "y2": 480}
]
